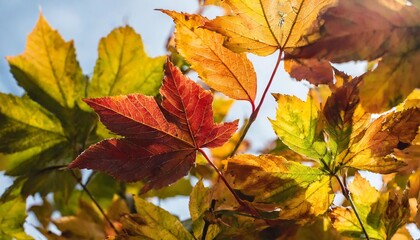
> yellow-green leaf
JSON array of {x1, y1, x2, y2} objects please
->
[
  {"x1": 0, "y1": 94, "x2": 66, "y2": 153},
  {"x1": 89, "y1": 26, "x2": 165, "y2": 97},
  {"x1": 0, "y1": 196, "x2": 33, "y2": 240},
  {"x1": 226, "y1": 154, "x2": 334, "y2": 220},
  {"x1": 270, "y1": 94, "x2": 329, "y2": 163},
  {"x1": 189, "y1": 179, "x2": 221, "y2": 240},
  {"x1": 330, "y1": 173, "x2": 409, "y2": 240},
  {"x1": 7, "y1": 14, "x2": 86, "y2": 112},
  {"x1": 205, "y1": 0, "x2": 335, "y2": 56},
  {"x1": 163, "y1": 10, "x2": 257, "y2": 102},
  {"x1": 142, "y1": 177, "x2": 193, "y2": 199},
  {"x1": 322, "y1": 77, "x2": 368, "y2": 155},
  {"x1": 212, "y1": 95, "x2": 234, "y2": 123},
  {"x1": 119, "y1": 196, "x2": 195, "y2": 240}
]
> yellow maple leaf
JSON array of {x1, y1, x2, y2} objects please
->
[
  {"x1": 205, "y1": 0, "x2": 336, "y2": 56},
  {"x1": 163, "y1": 10, "x2": 257, "y2": 103}
]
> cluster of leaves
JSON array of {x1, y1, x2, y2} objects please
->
[{"x1": 1, "y1": 0, "x2": 419, "y2": 239}]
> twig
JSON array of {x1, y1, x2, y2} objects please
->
[
  {"x1": 199, "y1": 149, "x2": 269, "y2": 223},
  {"x1": 229, "y1": 49, "x2": 283, "y2": 157},
  {"x1": 334, "y1": 174, "x2": 370, "y2": 240},
  {"x1": 69, "y1": 170, "x2": 119, "y2": 234},
  {"x1": 199, "y1": 149, "x2": 244, "y2": 205},
  {"x1": 201, "y1": 199, "x2": 216, "y2": 240}
]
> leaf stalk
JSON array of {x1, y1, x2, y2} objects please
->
[
  {"x1": 334, "y1": 174, "x2": 370, "y2": 240},
  {"x1": 229, "y1": 49, "x2": 283, "y2": 157},
  {"x1": 199, "y1": 149, "x2": 264, "y2": 220},
  {"x1": 69, "y1": 170, "x2": 119, "y2": 234}
]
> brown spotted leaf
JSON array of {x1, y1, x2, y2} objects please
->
[
  {"x1": 341, "y1": 107, "x2": 420, "y2": 173},
  {"x1": 284, "y1": 58, "x2": 333, "y2": 86},
  {"x1": 290, "y1": 0, "x2": 420, "y2": 112}
]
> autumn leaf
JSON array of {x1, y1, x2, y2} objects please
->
[
  {"x1": 118, "y1": 196, "x2": 195, "y2": 240},
  {"x1": 290, "y1": 0, "x2": 420, "y2": 112},
  {"x1": 291, "y1": 0, "x2": 420, "y2": 61},
  {"x1": 163, "y1": 10, "x2": 257, "y2": 102},
  {"x1": 6, "y1": 14, "x2": 86, "y2": 112},
  {"x1": 52, "y1": 200, "x2": 106, "y2": 240},
  {"x1": 1, "y1": 14, "x2": 96, "y2": 201},
  {"x1": 322, "y1": 77, "x2": 368, "y2": 155},
  {"x1": 360, "y1": 52, "x2": 420, "y2": 113},
  {"x1": 6, "y1": 14, "x2": 95, "y2": 137},
  {"x1": 341, "y1": 107, "x2": 420, "y2": 173},
  {"x1": 330, "y1": 173, "x2": 409, "y2": 239},
  {"x1": 0, "y1": 94, "x2": 66, "y2": 154},
  {"x1": 69, "y1": 61, "x2": 238, "y2": 192},
  {"x1": 0, "y1": 196, "x2": 32, "y2": 240},
  {"x1": 189, "y1": 179, "x2": 221, "y2": 239},
  {"x1": 226, "y1": 154, "x2": 334, "y2": 220},
  {"x1": 204, "y1": 0, "x2": 335, "y2": 56},
  {"x1": 284, "y1": 58, "x2": 333, "y2": 86},
  {"x1": 141, "y1": 177, "x2": 193, "y2": 199},
  {"x1": 89, "y1": 26, "x2": 165, "y2": 97},
  {"x1": 212, "y1": 95, "x2": 234, "y2": 123},
  {"x1": 270, "y1": 94, "x2": 329, "y2": 163}
]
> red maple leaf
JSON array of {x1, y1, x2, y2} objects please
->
[{"x1": 69, "y1": 61, "x2": 238, "y2": 193}]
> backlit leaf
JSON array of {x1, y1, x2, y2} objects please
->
[
  {"x1": 360, "y1": 52, "x2": 420, "y2": 112},
  {"x1": 226, "y1": 154, "x2": 333, "y2": 220},
  {"x1": 2, "y1": 14, "x2": 98, "y2": 203},
  {"x1": 89, "y1": 26, "x2": 165, "y2": 97},
  {"x1": 53, "y1": 200, "x2": 105, "y2": 239},
  {"x1": 205, "y1": 0, "x2": 335, "y2": 56},
  {"x1": 322, "y1": 77, "x2": 366, "y2": 155},
  {"x1": 119, "y1": 196, "x2": 195, "y2": 240},
  {"x1": 163, "y1": 11, "x2": 257, "y2": 102},
  {"x1": 342, "y1": 107, "x2": 420, "y2": 173},
  {"x1": 284, "y1": 58, "x2": 333, "y2": 86},
  {"x1": 212, "y1": 95, "x2": 234, "y2": 123},
  {"x1": 0, "y1": 94, "x2": 65, "y2": 153},
  {"x1": 87, "y1": 172, "x2": 120, "y2": 208},
  {"x1": 6, "y1": 13, "x2": 86, "y2": 118},
  {"x1": 270, "y1": 94, "x2": 328, "y2": 163},
  {"x1": 291, "y1": 0, "x2": 420, "y2": 61},
  {"x1": 330, "y1": 173, "x2": 409, "y2": 239},
  {"x1": 69, "y1": 61, "x2": 238, "y2": 192},
  {"x1": 189, "y1": 179, "x2": 221, "y2": 239},
  {"x1": 0, "y1": 196, "x2": 32, "y2": 240},
  {"x1": 290, "y1": 0, "x2": 420, "y2": 112},
  {"x1": 142, "y1": 177, "x2": 193, "y2": 199}
]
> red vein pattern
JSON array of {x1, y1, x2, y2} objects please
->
[{"x1": 69, "y1": 61, "x2": 238, "y2": 192}]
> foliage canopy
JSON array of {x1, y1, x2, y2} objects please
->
[{"x1": 1, "y1": 0, "x2": 419, "y2": 239}]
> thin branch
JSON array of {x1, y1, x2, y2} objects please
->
[
  {"x1": 229, "y1": 49, "x2": 283, "y2": 157},
  {"x1": 201, "y1": 199, "x2": 216, "y2": 240},
  {"x1": 199, "y1": 149, "x2": 244, "y2": 205},
  {"x1": 334, "y1": 174, "x2": 370, "y2": 240},
  {"x1": 69, "y1": 170, "x2": 119, "y2": 234},
  {"x1": 199, "y1": 149, "x2": 269, "y2": 225}
]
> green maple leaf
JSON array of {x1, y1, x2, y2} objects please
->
[
  {"x1": 0, "y1": 196, "x2": 33, "y2": 240},
  {"x1": 226, "y1": 154, "x2": 334, "y2": 221},
  {"x1": 0, "y1": 14, "x2": 165, "y2": 203},
  {"x1": 118, "y1": 196, "x2": 195, "y2": 240}
]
